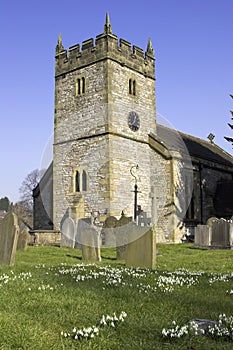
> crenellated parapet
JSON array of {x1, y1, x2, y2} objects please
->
[{"x1": 55, "y1": 13, "x2": 155, "y2": 79}]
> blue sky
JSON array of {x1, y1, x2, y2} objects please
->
[{"x1": 0, "y1": 0, "x2": 232, "y2": 203}]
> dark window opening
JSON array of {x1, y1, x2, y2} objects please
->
[
  {"x1": 82, "y1": 77, "x2": 85, "y2": 94},
  {"x1": 129, "y1": 79, "x2": 132, "y2": 95},
  {"x1": 76, "y1": 77, "x2": 85, "y2": 96},
  {"x1": 82, "y1": 170, "x2": 87, "y2": 191},
  {"x1": 75, "y1": 171, "x2": 80, "y2": 192},
  {"x1": 133, "y1": 80, "x2": 136, "y2": 95},
  {"x1": 129, "y1": 79, "x2": 136, "y2": 95}
]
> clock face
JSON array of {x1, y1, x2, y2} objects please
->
[{"x1": 128, "y1": 112, "x2": 140, "y2": 131}]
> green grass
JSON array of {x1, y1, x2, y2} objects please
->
[{"x1": 0, "y1": 244, "x2": 232, "y2": 349}]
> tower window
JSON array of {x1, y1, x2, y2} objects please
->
[
  {"x1": 75, "y1": 171, "x2": 80, "y2": 192},
  {"x1": 82, "y1": 170, "x2": 87, "y2": 191},
  {"x1": 82, "y1": 77, "x2": 85, "y2": 94},
  {"x1": 74, "y1": 168, "x2": 88, "y2": 192},
  {"x1": 129, "y1": 79, "x2": 132, "y2": 95},
  {"x1": 75, "y1": 77, "x2": 86, "y2": 96},
  {"x1": 133, "y1": 80, "x2": 136, "y2": 95},
  {"x1": 129, "y1": 78, "x2": 136, "y2": 96}
]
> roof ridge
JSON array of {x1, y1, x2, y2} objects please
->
[{"x1": 157, "y1": 123, "x2": 233, "y2": 160}]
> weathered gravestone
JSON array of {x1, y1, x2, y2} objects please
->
[
  {"x1": 211, "y1": 218, "x2": 233, "y2": 249},
  {"x1": 126, "y1": 227, "x2": 156, "y2": 270},
  {"x1": 60, "y1": 216, "x2": 75, "y2": 248},
  {"x1": 17, "y1": 229, "x2": 30, "y2": 251},
  {"x1": 189, "y1": 319, "x2": 218, "y2": 335},
  {"x1": 195, "y1": 225, "x2": 211, "y2": 247},
  {"x1": 0, "y1": 212, "x2": 19, "y2": 266},
  {"x1": 102, "y1": 216, "x2": 117, "y2": 247},
  {"x1": 81, "y1": 226, "x2": 101, "y2": 261},
  {"x1": 206, "y1": 217, "x2": 219, "y2": 227},
  {"x1": 126, "y1": 186, "x2": 157, "y2": 270},
  {"x1": 17, "y1": 220, "x2": 30, "y2": 250},
  {"x1": 116, "y1": 215, "x2": 132, "y2": 260}
]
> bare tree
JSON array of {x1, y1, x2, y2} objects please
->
[
  {"x1": 13, "y1": 201, "x2": 33, "y2": 229},
  {"x1": 15, "y1": 169, "x2": 45, "y2": 228},
  {"x1": 224, "y1": 94, "x2": 233, "y2": 148}
]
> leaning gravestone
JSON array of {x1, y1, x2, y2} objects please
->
[
  {"x1": 17, "y1": 229, "x2": 30, "y2": 251},
  {"x1": 0, "y1": 212, "x2": 19, "y2": 266}
]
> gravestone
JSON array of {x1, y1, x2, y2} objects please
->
[
  {"x1": 126, "y1": 227, "x2": 156, "y2": 270},
  {"x1": 195, "y1": 225, "x2": 211, "y2": 247},
  {"x1": 206, "y1": 217, "x2": 218, "y2": 227},
  {"x1": 17, "y1": 229, "x2": 30, "y2": 251},
  {"x1": 102, "y1": 216, "x2": 117, "y2": 247},
  {"x1": 126, "y1": 186, "x2": 157, "y2": 270},
  {"x1": 211, "y1": 218, "x2": 232, "y2": 249},
  {"x1": 116, "y1": 215, "x2": 132, "y2": 260},
  {"x1": 81, "y1": 225, "x2": 101, "y2": 261},
  {"x1": 60, "y1": 216, "x2": 75, "y2": 248},
  {"x1": 0, "y1": 212, "x2": 19, "y2": 266},
  {"x1": 189, "y1": 319, "x2": 218, "y2": 335}
]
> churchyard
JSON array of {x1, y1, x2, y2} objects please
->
[{"x1": 0, "y1": 244, "x2": 232, "y2": 349}]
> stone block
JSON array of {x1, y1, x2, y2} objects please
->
[{"x1": 0, "y1": 212, "x2": 19, "y2": 266}]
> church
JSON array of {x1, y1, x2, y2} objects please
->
[{"x1": 33, "y1": 14, "x2": 233, "y2": 244}]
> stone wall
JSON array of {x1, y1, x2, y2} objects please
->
[{"x1": 30, "y1": 230, "x2": 61, "y2": 246}]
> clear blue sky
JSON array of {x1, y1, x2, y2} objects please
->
[{"x1": 0, "y1": 0, "x2": 232, "y2": 203}]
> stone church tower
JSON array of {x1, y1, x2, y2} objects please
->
[
  {"x1": 33, "y1": 13, "x2": 233, "y2": 244},
  {"x1": 53, "y1": 14, "x2": 157, "y2": 230}
]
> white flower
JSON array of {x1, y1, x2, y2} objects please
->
[{"x1": 93, "y1": 327, "x2": 99, "y2": 333}]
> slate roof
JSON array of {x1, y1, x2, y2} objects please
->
[{"x1": 157, "y1": 124, "x2": 233, "y2": 167}]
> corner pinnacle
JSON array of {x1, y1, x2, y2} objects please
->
[
  {"x1": 104, "y1": 12, "x2": 112, "y2": 34},
  {"x1": 56, "y1": 33, "x2": 65, "y2": 54},
  {"x1": 146, "y1": 37, "x2": 154, "y2": 57}
]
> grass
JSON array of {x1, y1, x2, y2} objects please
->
[{"x1": 0, "y1": 244, "x2": 232, "y2": 349}]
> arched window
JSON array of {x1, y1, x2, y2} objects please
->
[
  {"x1": 75, "y1": 171, "x2": 80, "y2": 192},
  {"x1": 75, "y1": 77, "x2": 86, "y2": 96},
  {"x1": 82, "y1": 77, "x2": 85, "y2": 94},
  {"x1": 82, "y1": 170, "x2": 87, "y2": 191},
  {"x1": 74, "y1": 169, "x2": 88, "y2": 192},
  {"x1": 129, "y1": 79, "x2": 132, "y2": 95},
  {"x1": 133, "y1": 80, "x2": 136, "y2": 96},
  {"x1": 129, "y1": 78, "x2": 136, "y2": 96}
]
